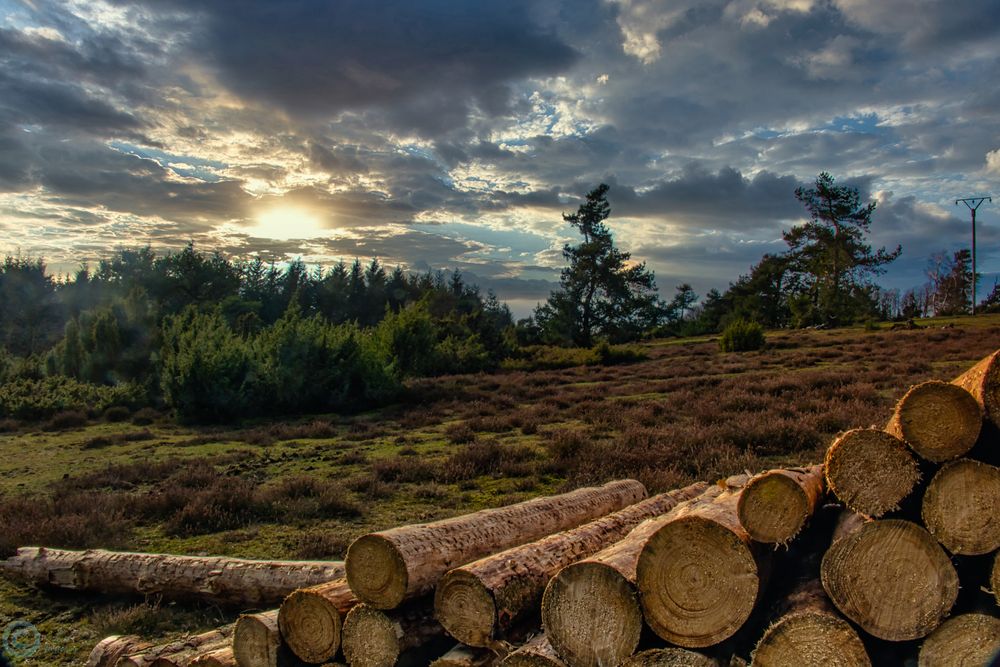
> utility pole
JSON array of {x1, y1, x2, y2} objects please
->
[{"x1": 956, "y1": 196, "x2": 991, "y2": 315}]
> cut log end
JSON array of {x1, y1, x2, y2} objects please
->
[
  {"x1": 431, "y1": 644, "x2": 498, "y2": 667},
  {"x1": 993, "y1": 553, "x2": 1000, "y2": 608},
  {"x1": 737, "y1": 469, "x2": 813, "y2": 544},
  {"x1": 233, "y1": 610, "x2": 279, "y2": 667},
  {"x1": 824, "y1": 428, "x2": 920, "y2": 517},
  {"x1": 341, "y1": 603, "x2": 403, "y2": 667},
  {"x1": 499, "y1": 634, "x2": 565, "y2": 667},
  {"x1": 637, "y1": 515, "x2": 760, "y2": 648},
  {"x1": 918, "y1": 613, "x2": 1000, "y2": 667},
  {"x1": 86, "y1": 635, "x2": 153, "y2": 667},
  {"x1": 887, "y1": 381, "x2": 981, "y2": 462},
  {"x1": 435, "y1": 569, "x2": 497, "y2": 647},
  {"x1": 541, "y1": 561, "x2": 643, "y2": 667},
  {"x1": 751, "y1": 612, "x2": 870, "y2": 667},
  {"x1": 621, "y1": 649, "x2": 719, "y2": 666},
  {"x1": 922, "y1": 459, "x2": 1000, "y2": 555},
  {"x1": 279, "y1": 588, "x2": 345, "y2": 664},
  {"x1": 953, "y1": 350, "x2": 1000, "y2": 425},
  {"x1": 821, "y1": 519, "x2": 958, "y2": 641},
  {"x1": 190, "y1": 647, "x2": 237, "y2": 667},
  {"x1": 346, "y1": 534, "x2": 408, "y2": 609}
]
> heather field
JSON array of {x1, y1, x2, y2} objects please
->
[{"x1": 1, "y1": 316, "x2": 999, "y2": 664}]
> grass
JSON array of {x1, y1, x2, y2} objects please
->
[{"x1": 1, "y1": 315, "x2": 999, "y2": 663}]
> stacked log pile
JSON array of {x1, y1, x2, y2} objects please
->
[{"x1": 5, "y1": 351, "x2": 1000, "y2": 666}]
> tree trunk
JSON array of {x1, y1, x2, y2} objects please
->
[
  {"x1": 636, "y1": 481, "x2": 769, "y2": 648},
  {"x1": 885, "y1": 381, "x2": 981, "y2": 462},
  {"x1": 820, "y1": 519, "x2": 958, "y2": 641},
  {"x1": 192, "y1": 647, "x2": 238, "y2": 667},
  {"x1": 431, "y1": 645, "x2": 498, "y2": 667},
  {"x1": 737, "y1": 466, "x2": 824, "y2": 544},
  {"x1": 620, "y1": 649, "x2": 718, "y2": 667},
  {"x1": 436, "y1": 482, "x2": 707, "y2": 647},
  {"x1": 87, "y1": 635, "x2": 153, "y2": 667},
  {"x1": 118, "y1": 625, "x2": 234, "y2": 667},
  {"x1": 750, "y1": 579, "x2": 869, "y2": 667},
  {"x1": 1, "y1": 547, "x2": 345, "y2": 607},
  {"x1": 918, "y1": 613, "x2": 1000, "y2": 667},
  {"x1": 499, "y1": 634, "x2": 566, "y2": 667},
  {"x1": 823, "y1": 428, "x2": 920, "y2": 517},
  {"x1": 952, "y1": 350, "x2": 1000, "y2": 429},
  {"x1": 922, "y1": 459, "x2": 1000, "y2": 555},
  {"x1": 341, "y1": 600, "x2": 445, "y2": 667},
  {"x1": 347, "y1": 479, "x2": 646, "y2": 609},
  {"x1": 278, "y1": 578, "x2": 356, "y2": 664},
  {"x1": 541, "y1": 477, "x2": 746, "y2": 667},
  {"x1": 233, "y1": 609, "x2": 303, "y2": 667}
]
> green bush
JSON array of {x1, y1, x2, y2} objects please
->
[
  {"x1": 719, "y1": 318, "x2": 766, "y2": 352},
  {"x1": 501, "y1": 342, "x2": 648, "y2": 371},
  {"x1": 0, "y1": 376, "x2": 147, "y2": 420}
]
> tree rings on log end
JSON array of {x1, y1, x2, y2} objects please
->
[
  {"x1": 751, "y1": 612, "x2": 870, "y2": 667},
  {"x1": 342, "y1": 604, "x2": 403, "y2": 667},
  {"x1": 233, "y1": 611, "x2": 279, "y2": 667},
  {"x1": 888, "y1": 381, "x2": 981, "y2": 462},
  {"x1": 821, "y1": 519, "x2": 958, "y2": 641},
  {"x1": 636, "y1": 516, "x2": 759, "y2": 648},
  {"x1": 737, "y1": 471, "x2": 810, "y2": 544},
  {"x1": 922, "y1": 459, "x2": 1000, "y2": 555},
  {"x1": 278, "y1": 589, "x2": 344, "y2": 663},
  {"x1": 621, "y1": 648, "x2": 719, "y2": 666},
  {"x1": 346, "y1": 534, "x2": 408, "y2": 609},
  {"x1": 824, "y1": 428, "x2": 920, "y2": 517},
  {"x1": 434, "y1": 569, "x2": 497, "y2": 647},
  {"x1": 918, "y1": 613, "x2": 1000, "y2": 667},
  {"x1": 541, "y1": 561, "x2": 643, "y2": 667}
]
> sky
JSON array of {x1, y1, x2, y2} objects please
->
[{"x1": 1, "y1": 0, "x2": 999, "y2": 316}]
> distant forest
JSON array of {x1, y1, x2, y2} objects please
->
[{"x1": 0, "y1": 173, "x2": 994, "y2": 422}]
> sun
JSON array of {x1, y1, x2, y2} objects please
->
[{"x1": 249, "y1": 206, "x2": 327, "y2": 240}]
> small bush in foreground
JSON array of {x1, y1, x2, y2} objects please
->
[{"x1": 719, "y1": 319, "x2": 766, "y2": 352}]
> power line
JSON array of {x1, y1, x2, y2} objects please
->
[{"x1": 955, "y1": 196, "x2": 992, "y2": 315}]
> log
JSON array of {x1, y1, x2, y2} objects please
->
[
  {"x1": 885, "y1": 380, "x2": 981, "y2": 462},
  {"x1": 430, "y1": 645, "x2": 498, "y2": 667},
  {"x1": 87, "y1": 635, "x2": 153, "y2": 667},
  {"x1": 119, "y1": 625, "x2": 234, "y2": 667},
  {"x1": 347, "y1": 479, "x2": 646, "y2": 609},
  {"x1": 737, "y1": 465, "x2": 824, "y2": 544},
  {"x1": 918, "y1": 613, "x2": 1000, "y2": 666},
  {"x1": 278, "y1": 577, "x2": 356, "y2": 664},
  {"x1": 823, "y1": 428, "x2": 920, "y2": 517},
  {"x1": 922, "y1": 458, "x2": 1000, "y2": 555},
  {"x1": 234, "y1": 609, "x2": 300, "y2": 667},
  {"x1": 1, "y1": 547, "x2": 345, "y2": 607},
  {"x1": 192, "y1": 647, "x2": 238, "y2": 667},
  {"x1": 436, "y1": 481, "x2": 708, "y2": 647},
  {"x1": 636, "y1": 480, "x2": 768, "y2": 648},
  {"x1": 994, "y1": 552, "x2": 1000, "y2": 608},
  {"x1": 620, "y1": 649, "x2": 718, "y2": 667},
  {"x1": 953, "y1": 350, "x2": 1000, "y2": 428},
  {"x1": 821, "y1": 519, "x2": 958, "y2": 641},
  {"x1": 541, "y1": 477, "x2": 746, "y2": 667},
  {"x1": 341, "y1": 600, "x2": 445, "y2": 667},
  {"x1": 750, "y1": 580, "x2": 869, "y2": 667},
  {"x1": 499, "y1": 634, "x2": 566, "y2": 667}
]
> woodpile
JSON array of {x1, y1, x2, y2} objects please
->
[{"x1": 7, "y1": 349, "x2": 996, "y2": 666}]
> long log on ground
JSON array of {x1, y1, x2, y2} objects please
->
[
  {"x1": 821, "y1": 518, "x2": 957, "y2": 641},
  {"x1": 347, "y1": 479, "x2": 646, "y2": 609},
  {"x1": 499, "y1": 634, "x2": 566, "y2": 667},
  {"x1": 737, "y1": 465, "x2": 824, "y2": 544},
  {"x1": 885, "y1": 380, "x2": 981, "y2": 462},
  {"x1": 750, "y1": 579, "x2": 869, "y2": 667},
  {"x1": 918, "y1": 613, "x2": 1000, "y2": 666},
  {"x1": 119, "y1": 625, "x2": 234, "y2": 667},
  {"x1": 953, "y1": 350, "x2": 1000, "y2": 428},
  {"x1": 636, "y1": 479, "x2": 768, "y2": 648},
  {"x1": 823, "y1": 428, "x2": 920, "y2": 517},
  {"x1": 620, "y1": 649, "x2": 718, "y2": 667},
  {"x1": 1, "y1": 547, "x2": 345, "y2": 607},
  {"x1": 430, "y1": 645, "x2": 498, "y2": 667},
  {"x1": 279, "y1": 577, "x2": 356, "y2": 664},
  {"x1": 436, "y1": 481, "x2": 708, "y2": 648},
  {"x1": 191, "y1": 647, "x2": 238, "y2": 667},
  {"x1": 87, "y1": 635, "x2": 153, "y2": 667},
  {"x1": 541, "y1": 477, "x2": 746, "y2": 667},
  {"x1": 341, "y1": 600, "x2": 445, "y2": 667},
  {"x1": 922, "y1": 458, "x2": 1000, "y2": 555}
]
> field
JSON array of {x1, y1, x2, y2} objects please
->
[{"x1": 1, "y1": 316, "x2": 999, "y2": 664}]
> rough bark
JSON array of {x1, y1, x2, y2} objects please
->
[
  {"x1": 541, "y1": 476, "x2": 747, "y2": 667},
  {"x1": 118, "y1": 625, "x2": 234, "y2": 667},
  {"x1": 750, "y1": 580, "x2": 870, "y2": 667},
  {"x1": 737, "y1": 465, "x2": 824, "y2": 544},
  {"x1": 823, "y1": 428, "x2": 920, "y2": 517},
  {"x1": 953, "y1": 350, "x2": 1000, "y2": 428},
  {"x1": 341, "y1": 600, "x2": 445, "y2": 667},
  {"x1": 86, "y1": 635, "x2": 153, "y2": 667},
  {"x1": 436, "y1": 481, "x2": 708, "y2": 647},
  {"x1": 234, "y1": 609, "x2": 303, "y2": 667},
  {"x1": 821, "y1": 519, "x2": 958, "y2": 641},
  {"x1": 918, "y1": 613, "x2": 1000, "y2": 667},
  {"x1": 499, "y1": 634, "x2": 566, "y2": 667},
  {"x1": 620, "y1": 649, "x2": 718, "y2": 667},
  {"x1": 430, "y1": 645, "x2": 498, "y2": 667},
  {"x1": 0, "y1": 547, "x2": 345, "y2": 607},
  {"x1": 191, "y1": 647, "x2": 238, "y2": 667},
  {"x1": 885, "y1": 380, "x2": 981, "y2": 463},
  {"x1": 278, "y1": 577, "x2": 356, "y2": 664},
  {"x1": 347, "y1": 479, "x2": 646, "y2": 609},
  {"x1": 636, "y1": 480, "x2": 768, "y2": 648},
  {"x1": 921, "y1": 458, "x2": 1000, "y2": 555}
]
